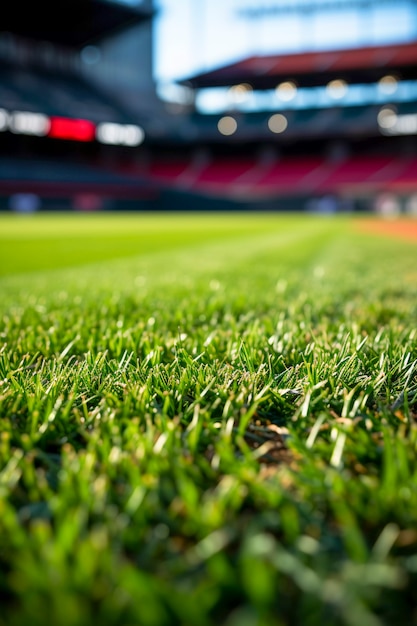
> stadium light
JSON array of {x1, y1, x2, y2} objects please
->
[
  {"x1": 9, "y1": 111, "x2": 50, "y2": 136},
  {"x1": 157, "y1": 82, "x2": 194, "y2": 106},
  {"x1": 268, "y1": 113, "x2": 288, "y2": 133},
  {"x1": 395, "y1": 114, "x2": 417, "y2": 134},
  {"x1": 96, "y1": 123, "x2": 145, "y2": 146},
  {"x1": 275, "y1": 81, "x2": 297, "y2": 102},
  {"x1": 377, "y1": 106, "x2": 398, "y2": 130},
  {"x1": 227, "y1": 83, "x2": 252, "y2": 105},
  {"x1": 217, "y1": 116, "x2": 237, "y2": 136},
  {"x1": 378, "y1": 107, "x2": 417, "y2": 135},
  {"x1": 326, "y1": 79, "x2": 348, "y2": 99},
  {"x1": 378, "y1": 75, "x2": 399, "y2": 95}
]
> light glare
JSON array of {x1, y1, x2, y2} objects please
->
[
  {"x1": 377, "y1": 107, "x2": 397, "y2": 129},
  {"x1": 275, "y1": 81, "x2": 297, "y2": 102},
  {"x1": 9, "y1": 111, "x2": 50, "y2": 136},
  {"x1": 326, "y1": 79, "x2": 348, "y2": 99},
  {"x1": 377, "y1": 107, "x2": 417, "y2": 135},
  {"x1": 217, "y1": 116, "x2": 237, "y2": 135},
  {"x1": 378, "y1": 75, "x2": 398, "y2": 95},
  {"x1": 96, "y1": 123, "x2": 145, "y2": 146},
  {"x1": 227, "y1": 83, "x2": 252, "y2": 104},
  {"x1": 268, "y1": 113, "x2": 288, "y2": 133}
]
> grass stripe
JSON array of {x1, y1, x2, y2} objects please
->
[{"x1": 0, "y1": 212, "x2": 416, "y2": 626}]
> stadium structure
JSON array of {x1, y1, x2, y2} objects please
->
[{"x1": 1, "y1": 0, "x2": 417, "y2": 212}]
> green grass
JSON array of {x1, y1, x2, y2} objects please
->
[{"x1": 0, "y1": 211, "x2": 417, "y2": 626}]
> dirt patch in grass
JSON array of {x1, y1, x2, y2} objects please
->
[{"x1": 357, "y1": 218, "x2": 417, "y2": 242}]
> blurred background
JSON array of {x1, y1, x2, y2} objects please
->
[{"x1": 1, "y1": 0, "x2": 417, "y2": 213}]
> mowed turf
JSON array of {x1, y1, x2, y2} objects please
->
[{"x1": 0, "y1": 212, "x2": 417, "y2": 626}]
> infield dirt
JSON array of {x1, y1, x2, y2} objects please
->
[{"x1": 357, "y1": 218, "x2": 417, "y2": 242}]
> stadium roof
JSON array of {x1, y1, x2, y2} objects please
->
[
  {"x1": 1, "y1": 0, "x2": 154, "y2": 48},
  {"x1": 181, "y1": 41, "x2": 417, "y2": 90}
]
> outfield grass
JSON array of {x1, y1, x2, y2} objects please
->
[{"x1": 0, "y1": 212, "x2": 416, "y2": 626}]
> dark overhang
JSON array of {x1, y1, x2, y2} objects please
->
[{"x1": 1, "y1": 0, "x2": 154, "y2": 48}]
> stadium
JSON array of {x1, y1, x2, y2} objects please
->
[
  {"x1": 1, "y1": 0, "x2": 417, "y2": 212},
  {"x1": 1, "y1": 2, "x2": 417, "y2": 625}
]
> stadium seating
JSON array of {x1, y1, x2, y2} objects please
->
[
  {"x1": 0, "y1": 156, "x2": 156, "y2": 203},
  {"x1": 147, "y1": 159, "x2": 191, "y2": 180},
  {"x1": 137, "y1": 154, "x2": 417, "y2": 199},
  {"x1": 1, "y1": 4, "x2": 417, "y2": 212},
  {"x1": 316, "y1": 156, "x2": 397, "y2": 192},
  {"x1": 387, "y1": 157, "x2": 417, "y2": 190}
]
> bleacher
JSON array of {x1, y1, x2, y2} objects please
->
[
  {"x1": 0, "y1": 156, "x2": 157, "y2": 211},
  {"x1": 1, "y1": 1, "x2": 416, "y2": 212},
  {"x1": 130, "y1": 153, "x2": 417, "y2": 201},
  {"x1": 153, "y1": 37, "x2": 416, "y2": 209}
]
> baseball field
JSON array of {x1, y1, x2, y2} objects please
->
[{"x1": 0, "y1": 211, "x2": 416, "y2": 626}]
